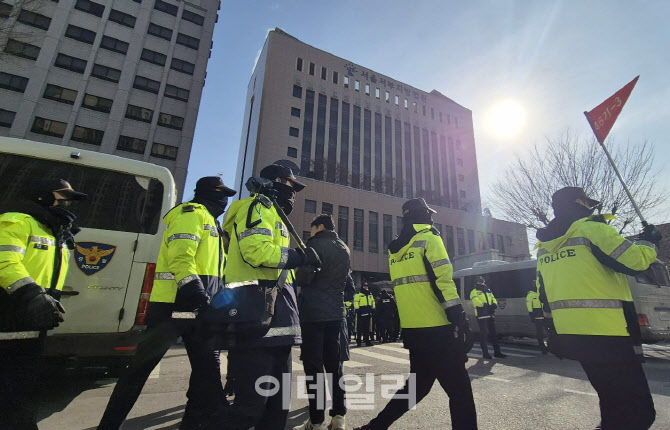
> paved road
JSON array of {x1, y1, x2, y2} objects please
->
[{"x1": 37, "y1": 340, "x2": 670, "y2": 429}]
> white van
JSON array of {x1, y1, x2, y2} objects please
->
[{"x1": 0, "y1": 137, "x2": 176, "y2": 370}]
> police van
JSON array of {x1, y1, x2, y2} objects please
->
[{"x1": 0, "y1": 137, "x2": 176, "y2": 370}]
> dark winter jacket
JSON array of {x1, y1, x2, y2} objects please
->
[{"x1": 296, "y1": 230, "x2": 351, "y2": 323}]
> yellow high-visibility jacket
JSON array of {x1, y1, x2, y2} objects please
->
[
  {"x1": 150, "y1": 203, "x2": 223, "y2": 303},
  {"x1": 536, "y1": 215, "x2": 656, "y2": 337},
  {"x1": 388, "y1": 224, "x2": 461, "y2": 329},
  {"x1": 354, "y1": 292, "x2": 375, "y2": 316},
  {"x1": 470, "y1": 287, "x2": 497, "y2": 319},
  {"x1": 0, "y1": 212, "x2": 68, "y2": 294}
]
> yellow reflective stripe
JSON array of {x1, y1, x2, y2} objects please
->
[
  {"x1": 167, "y1": 234, "x2": 200, "y2": 243},
  {"x1": 7, "y1": 276, "x2": 35, "y2": 293},
  {"x1": 177, "y1": 274, "x2": 200, "y2": 287},
  {"x1": 537, "y1": 249, "x2": 549, "y2": 257},
  {"x1": 430, "y1": 258, "x2": 451, "y2": 269},
  {"x1": 277, "y1": 247, "x2": 289, "y2": 269},
  {"x1": 392, "y1": 274, "x2": 430, "y2": 287},
  {"x1": 263, "y1": 325, "x2": 301, "y2": 338},
  {"x1": 226, "y1": 280, "x2": 258, "y2": 289},
  {"x1": 609, "y1": 240, "x2": 633, "y2": 260},
  {"x1": 549, "y1": 299, "x2": 622, "y2": 311},
  {"x1": 237, "y1": 228, "x2": 273, "y2": 241},
  {"x1": 562, "y1": 237, "x2": 591, "y2": 248},
  {"x1": 441, "y1": 298, "x2": 462, "y2": 309},
  {"x1": 203, "y1": 224, "x2": 218, "y2": 236},
  {"x1": 0, "y1": 245, "x2": 26, "y2": 254},
  {"x1": 154, "y1": 272, "x2": 175, "y2": 280},
  {"x1": 410, "y1": 240, "x2": 427, "y2": 249},
  {"x1": 29, "y1": 236, "x2": 55, "y2": 246}
]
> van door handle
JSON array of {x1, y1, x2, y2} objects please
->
[{"x1": 59, "y1": 289, "x2": 80, "y2": 296}]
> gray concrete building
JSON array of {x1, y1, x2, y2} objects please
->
[
  {"x1": 237, "y1": 28, "x2": 530, "y2": 282},
  {"x1": 0, "y1": 0, "x2": 220, "y2": 198}
]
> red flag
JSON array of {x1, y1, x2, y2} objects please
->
[{"x1": 584, "y1": 76, "x2": 639, "y2": 145}]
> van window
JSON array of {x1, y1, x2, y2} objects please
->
[
  {"x1": 635, "y1": 262, "x2": 670, "y2": 287},
  {"x1": 453, "y1": 277, "x2": 462, "y2": 298},
  {"x1": 0, "y1": 153, "x2": 163, "y2": 234},
  {"x1": 465, "y1": 268, "x2": 535, "y2": 299}
]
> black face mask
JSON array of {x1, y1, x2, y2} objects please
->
[
  {"x1": 403, "y1": 209, "x2": 433, "y2": 226},
  {"x1": 554, "y1": 202, "x2": 594, "y2": 220},
  {"x1": 194, "y1": 191, "x2": 229, "y2": 218},
  {"x1": 272, "y1": 182, "x2": 296, "y2": 215}
]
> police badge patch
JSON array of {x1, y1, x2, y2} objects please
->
[
  {"x1": 74, "y1": 242, "x2": 117, "y2": 276},
  {"x1": 498, "y1": 299, "x2": 507, "y2": 310}
]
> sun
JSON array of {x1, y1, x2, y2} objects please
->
[{"x1": 486, "y1": 99, "x2": 526, "y2": 138}]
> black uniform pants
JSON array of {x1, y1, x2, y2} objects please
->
[
  {"x1": 477, "y1": 318, "x2": 501, "y2": 356},
  {"x1": 376, "y1": 316, "x2": 393, "y2": 343},
  {"x1": 368, "y1": 334, "x2": 478, "y2": 429},
  {"x1": 300, "y1": 320, "x2": 347, "y2": 424},
  {"x1": 532, "y1": 319, "x2": 548, "y2": 351},
  {"x1": 356, "y1": 314, "x2": 372, "y2": 345},
  {"x1": 208, "y1": 346, "x2": 292, "y2": 430},
  {"x1": 581, "y1": 360, "x2": 655, "y2": 430},
  {"x1": 98, "y1": 319, "x2": 223, "y2": 429},
  {"x1": 0, "y1": 339, "x2": 42, "y2": 430}
]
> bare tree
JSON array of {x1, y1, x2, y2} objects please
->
[{"x1": 490, "y1": 132, "x2": 668, "y2": 235}]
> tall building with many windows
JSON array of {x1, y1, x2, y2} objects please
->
[
  {"x1": 237, "y1": 29, "x2": 529, "y2": 282},
  {"x1": 0, "y1": 0, "x2": 220, "y2": 198}
]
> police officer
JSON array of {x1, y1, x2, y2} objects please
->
[
  {"x1": 0, "y1": 178, "x2": 86, "y2": 429},
  {"x1": 536, "y1": 187, "x2": 659, "y2": 430},
  {"x1": 209, "y1": 164, "x2": 320, "y2": 430},
  {"x1": 470, "y1": 276, "x2": 506, "y2": 359},
  {"x1": 354, "y1": 283, "x2": 375, "y2": 346},
  {"x1": 376, "y1": 290, "x2": 397, "y2": 343},
  {"x1": 355, "y1": 198, "x2": 477, "y2": 430},
  {"x1": 526, "y1": 283, "x2": 548, "y2": 354},
  {"x1": 98, "y1": 176, "x2": 236, "y2": 430}
]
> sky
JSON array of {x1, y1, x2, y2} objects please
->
[{"x1": 186, "y1": 0, "x2": 670, "y2": 231}]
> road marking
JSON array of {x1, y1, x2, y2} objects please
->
[
  {"x1": 149, "y1": 363, "x2": 161, "y2": 379},
  {"x1": 493, "y1": 345, "x2": 542, "y2": 354},
  {"x1": 219, "y1": 352, "x2": 228, "y2": 374},
  {"x1": 373, "y1": 343, "x2": 535, "y2": 358},
  {"x1": 372, "y1": 344, "x2": 409, "y2": 354},
  {"x1": 351, "y1": 348, "x2": 410, "y2": 365},
  {"x1": 564, "y1": 388, "x2": 597, "y2": 396},
  {"x1": 293, "y1": 361, "x2": 304, "y2": 372},
  {"x1": 469, "y1": 374, "x2": 511, "y2": 382},
  {"x1": 344, "y1": 360, "x2": 371, "y2": 368},
  {"x1": 469, "y1": 347, "x2": 534, "y2": 358}
]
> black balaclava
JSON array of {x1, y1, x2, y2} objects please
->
[
  {"x1": 193, "y1": 190, "x2": 229, "y2": 218},
  {"x1": 403, "y1": 209, "x2": 434, "y2": 226},
  {"x1": 272, "y1": 182, "x2": 296, "y2": 215},
  {"x1": 553, "y1": 201, "x2": 594, "y2": 220}
]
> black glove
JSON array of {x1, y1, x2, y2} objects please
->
[
  {"x1": 445, "y1": 305, "x2": 474, "y2": 354},
  {"x1": 14, "y1": 283, "x2": 65, "y2": 330},
  {"x1": 296, "y1": 247, "x2": 322, "y2": 268},
  {"x1": 174, "y1": 278, "x2": 209, "y2": 312},
  {"x1": 639, "y1": 223, "x2": 662, "y2": 248},
  {"x1": 492, "y1": 303, "x2": 498, "y2": 310}
]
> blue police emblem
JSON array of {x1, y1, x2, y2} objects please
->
[
  {"x1": 74, "y1": 242, "x2": 116, "y2": 276},
  {"x1": 498, "y1": 299, "x2": 507, "y2": 310}
]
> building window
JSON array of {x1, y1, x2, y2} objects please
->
[
  {"x1": 0, "y1": 3, "x2": 12, "y2": 18},
  {"x1": 339, "y1": 101, "x2": 350, "y2": 186},
  {"x1": 338, "y1": 206, "x2": 349, "y2": 244},
  {"x1": 413, "y1": 102, "x2": 417, "y2": 112},
  {"x1": 299, "y1": 90, "x2": 315, "y2": 173},
  {"x1": 351, "y1": 105, "x2": 360, "y2": 188},
  {"x1": 125, "y1": 104, "x2": 153, "y2": 123},
  {"x1": 497, "y1": 235, "x2": 505, "y2": 253},
  {"x1": 164, "y1": 84, "x2": 189, "y2": 101},
  {"x1": 458, "y1": 174, "x2": 464, "y2": 182},
  {"x1": 91, "y1": 64, "x2": 121, "y2": 82},
  {"x1": 394, "y1": 94, "x2": 398, "y2": 105},
  {"x1": 147, "y1": 23, "x2": 173, "y2": 41},
  {"x1": 291, "y1": 107, "x2": 301, "y2": 117},
  {"x1": 431, "y1": 107, "x2": 435, "y2": 119},
  {"x1": 0, "y1": 109, "x2": 16, "y2": 128},
  {"x1": 289, "y1": 127, "x2": 299, "y2": 137},
  {"x1": 363, "y1": 109, "x2": 372, "y2": 190},
  {"x1": 445, "y1": 225, "x2": 455, "y2": 256},
  {"x1": 17, "y1": 9, "x2": 51, "y2": 30},
  {"x1": 354, "y1": 208, "x2": 364, "y2": 251},
  {"x1": 71, "y1": 125, "x2": 103, "y2": 145},
  {"x1": 355, "y1": 80, "x2": 360, "y2": 92},
  {"x1": 176, "y1": 33, "x2": 200, "y2": 50},
  {"x1": 373, "y1": 112, "x2": 382, "y2": 192},
  {"x1": 479, "y1": 231, "x2": 487, "y2": 250},
  {"x1": 322, "y1": 202, "x2": 333, "y2": 215},
  {"x1": 182, "y1": 9, "x2": 204, "y2": 26},
  {"x1": 154, "y1": 0, "x2": 177, "y2": 16},
  {"x1": 100, "y1": 36, "x2": 129, "y2": 54},
  {"x1": 396, "y1": 216, "x2": 403, "y2": 237},
  {"x1": 81, "y1": 93, "x2": 112, "y2": 113},
  {"x1": 332, "y1": 71, "x2": 338, "y2": 84},
  {"x1": 133, "y1": 75, "x2": 160, "y2": 93},
  {"x1": 344, "y1": 76, "x2": 349, "y2": 88},
  {"x1": 488, "y1": 233, "x2": 495, "y2": 250},
  {"x1": 457, "y1": 158, "x2": 463, "y2": 166},
  {"x1": 4, "y1": 39, "x2": 40, "y2": 60},
  {"x1": 140, "y1": 48, "x2": 167, "y2": 66},
  {"x1": 31, "y1": 117, "x2": 67, "y2": 138},
  {"x1": 439, "y1": 112, "x2": 443, "y2": 122},
  {"x1": 293, "y1": 84, "x2": 302, "y2": 98},
  {"x1": 447, "y1": 114, "x2": 451, "y2": 125},
  {"x1": 75, "y1": 0, "x2": 105, "y2": 16},
  {"x1": 455, "y1": 117, "x2": 459, "y2": 128},
  {"x1": 117, "y1": 135, "x2": 147, "y2": 154},
  {"x1": 109, "y1": 9, "x2": 136, "y2": 28},
  {"x1": 325, "y1": 96, "x2": 339, "y2": 183},
  {"x1": 456, "y1": 228, "x2": 465, "y2": 255},
  {"x1": 422, "y1": 105, "x2": 426, "y2": 116},
  {"x1": 369, "y1": 211, "x2": 378, "y2": 253},
  {"x1": 460, "y1": 190, "x2": 466, "y2": 199},
  {"x1": 171, "y1": 57, "x2": 195, "y2": 75},
  {"x1": 54, "y1": 53, "x2": 87, "y2": 74},
  {"x1": 287, "y1": 147, "x2": 297, "y2": 158},
  {"x1": 65, "y1": 25, "x2": 96, "y2": 44},
  {"x1": 157, "y1": 112, "x2": 184, "y2": 129},
  {"x1": 309, "y1": 62, "x2": 315, "y2": 75},
  {"x1": 296, "y1": 57, "x2": 303, "y2": 71},
  {"x1": 305, "y1": 199, "x2": 316, "y2": 213},
  {"x1": 321, "y1": 66, "x2": 327, "y2": 80},
  {"x1": 375, "y1": 87, "x2": 380, "y2": 99},
  {"x1": 43, "y1": 84, "x2": 77, "y2": 104},
  {"x1": 383, "y1": 214, "x2": 392, "y2": 251},
  {"x1": 365, "y1": 84, "x2": 370, "y2": 96},
  {"x1": 467, "y1": 229, "x2": 475, "y2": 254},
  {"x1": 404, "y1": 99, "x2": 408, "y2": 109},
  {"x1": 151, "y1": 142, "x2": 178, "y2": 160},
  {"x1": 312, "y1": 95, "x2": 325, "y2": 179}
]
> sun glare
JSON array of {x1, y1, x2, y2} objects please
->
[{"x1": 486, "y1": 99, "x2": 526, "y2": 138}]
